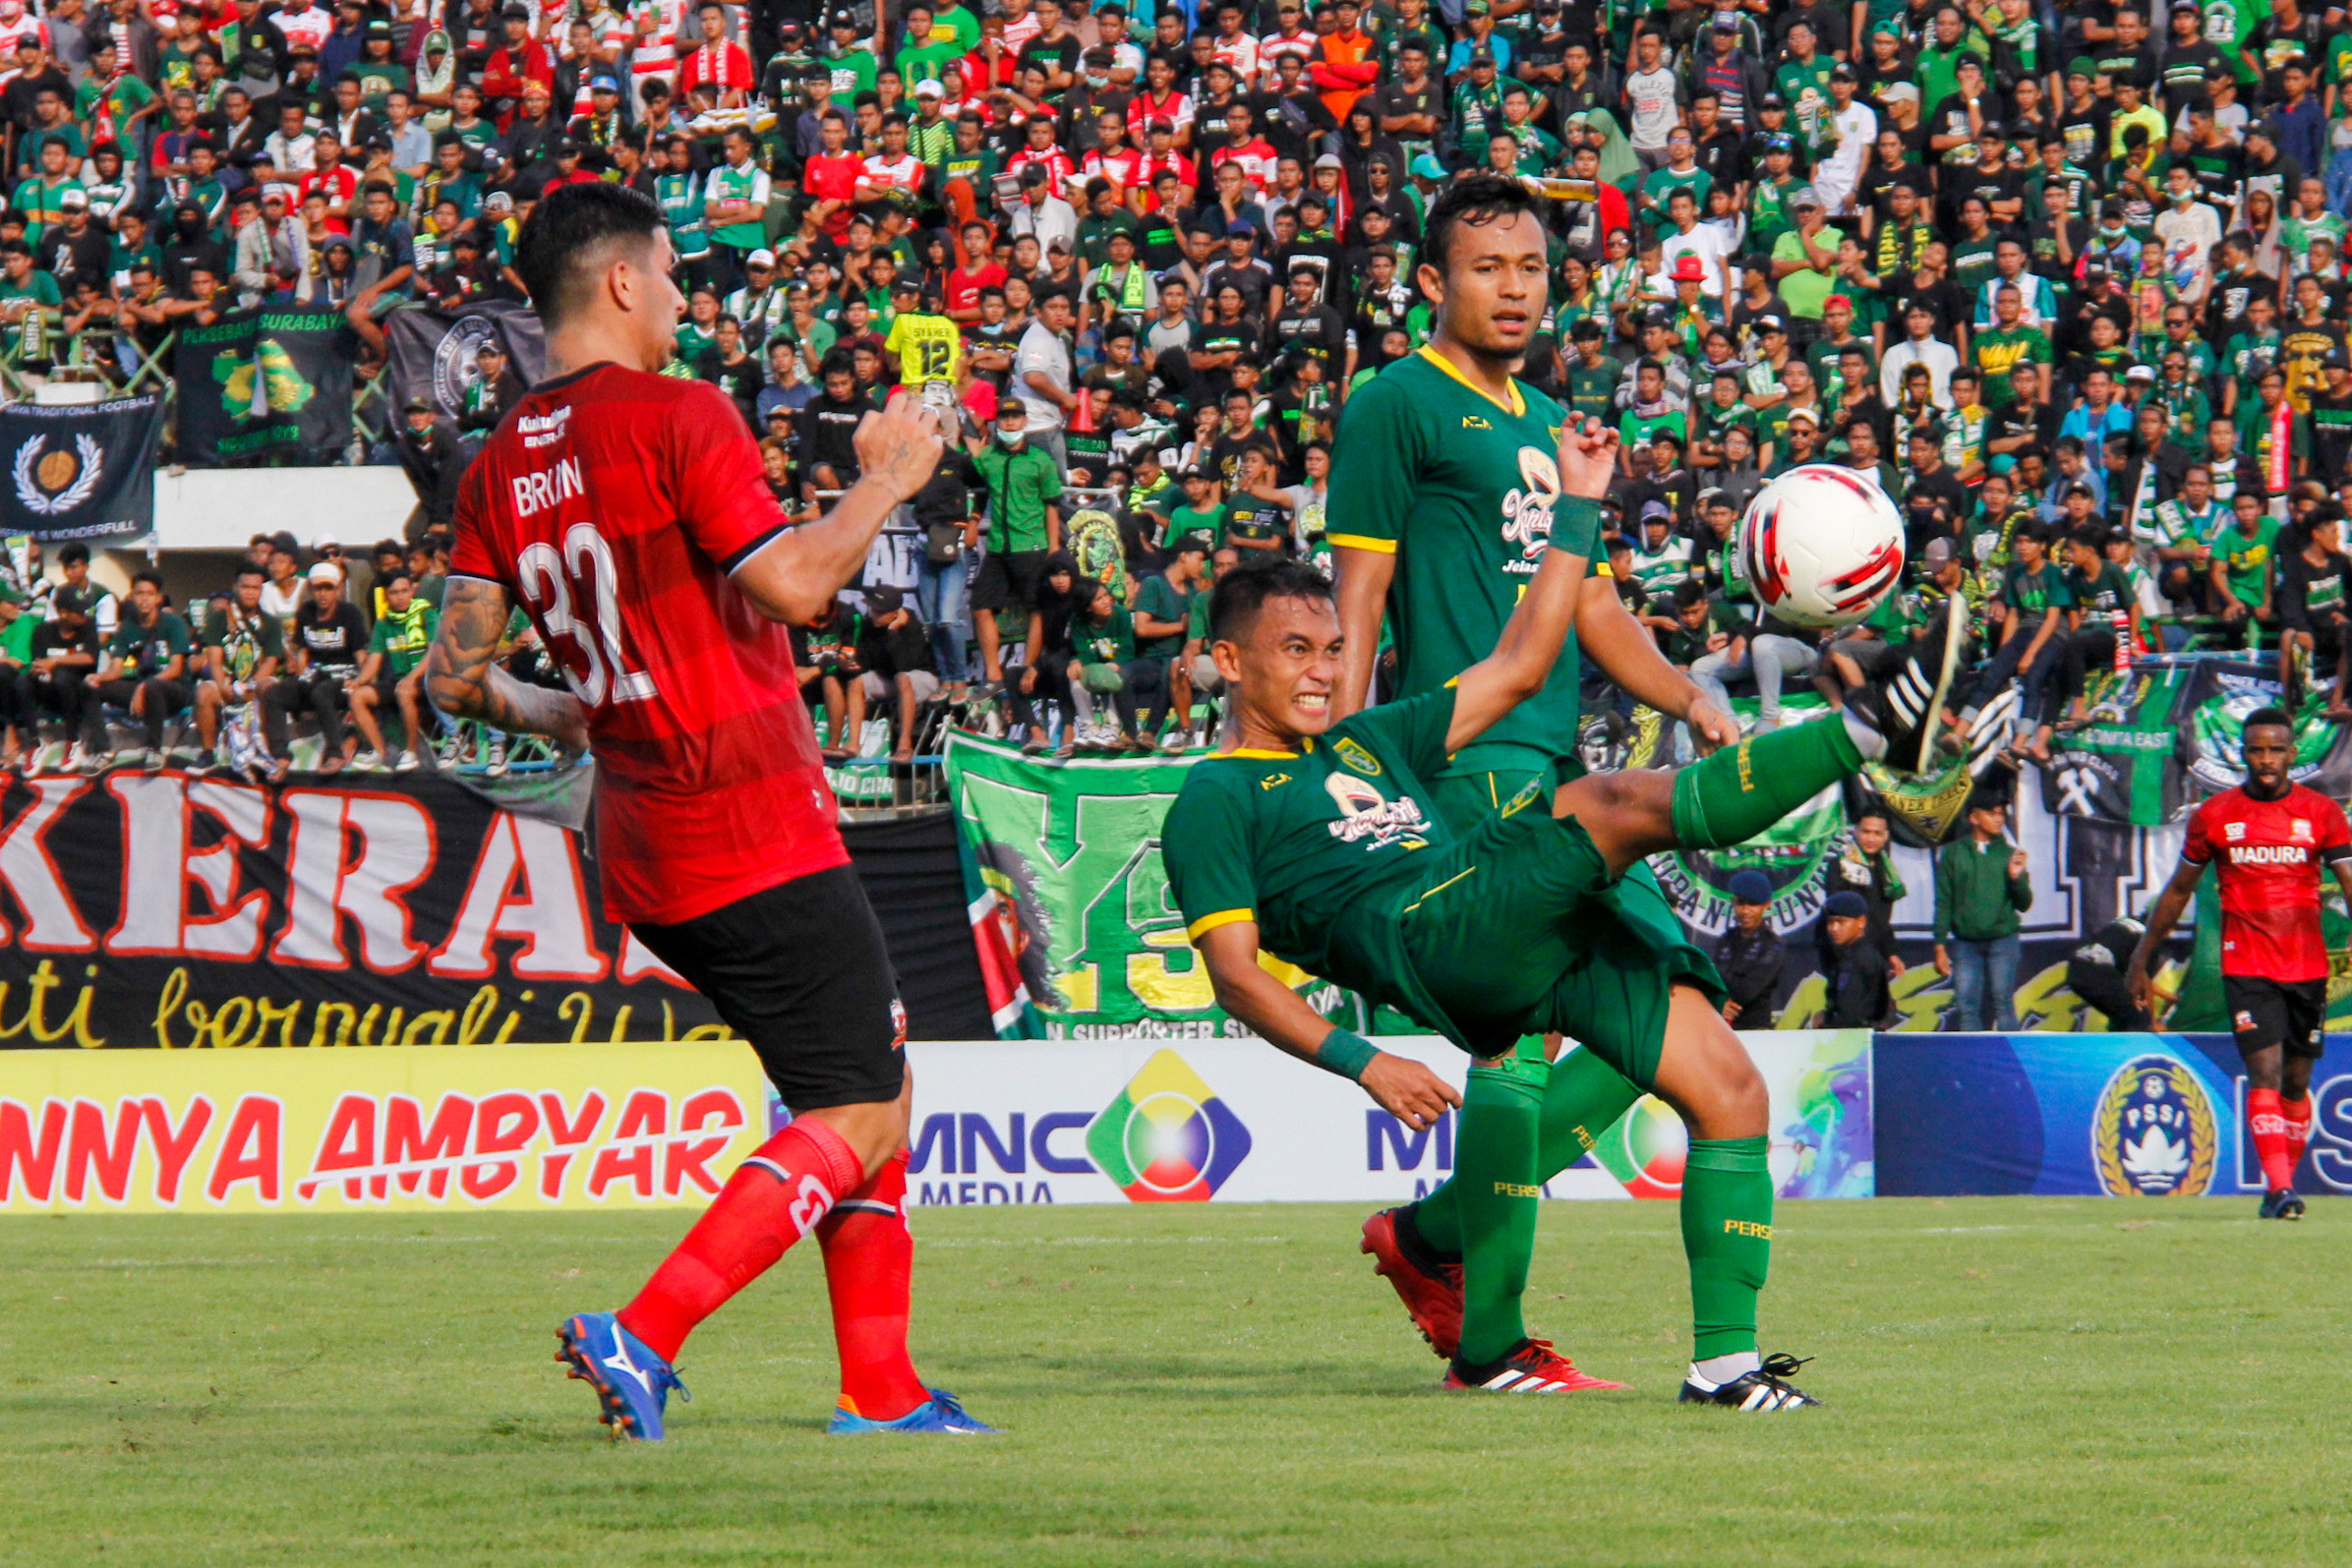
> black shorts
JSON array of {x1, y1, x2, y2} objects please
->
[
  {"x1": 970, "y1": 548, "x2": 1047, "y2": 615},
  {"x1": 625, "y1": 863, "x2": 908, "y2": 1110},
  {"x1": 2222, "y1": 973, "x2": 2327, "y2": 1060}
]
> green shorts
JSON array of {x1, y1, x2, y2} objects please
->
[{"x1": 1401, "y1": 766, "x2": 1724, "y2": 1088}]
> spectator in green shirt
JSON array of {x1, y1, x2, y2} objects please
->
[
  {"x1": 2211, "y1": 490, "x2": 2281, "y2": 640},
  {"x1": 969, "y1": 399, "x2": 1065, "y2": 687},
  {"x1": 1933, "y1": 791, "x2": 2033, "y2": 1029},
  {"x1": 349, "y1": 570, "x2": 439, "y2": 771},
  {"x1": 1959, "y1": 520, "x2": 2075, "y2": 760}
]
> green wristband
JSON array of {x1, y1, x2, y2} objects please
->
[
  {"x1": 1317, "y1": 1027, "x2": 1380, "y2": 1082},
  {"x1": 1553, "y1": 494, "x2": 1604, "y2": 561}
]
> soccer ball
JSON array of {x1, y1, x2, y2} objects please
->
[{"x1": 1737, "y1": 464, "x2": 1907, "y2": 629}]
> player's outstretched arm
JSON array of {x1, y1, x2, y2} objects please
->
[
  {"x1": 1579, "y1": 576, "x2": 1738, "y2": 753},
  {"x1": 2126, "y1": 857, "x2": 2206, "y2": 1009},
  {"x1": 422, "y1": 577, "x2": 589, "y2": 751},
  {"x1": 1196, "y1": 922, "x2": 1460, "y2": 1130},
  {"x1": 1441, "y1": 415, "x2": 1616, "y2": 754},
  {"x1": 731, "y1": 399, "x2": 945, "y2": 623}
]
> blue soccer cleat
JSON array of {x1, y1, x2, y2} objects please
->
[
  {"x1": 556, "y1": 1311, "x2": 689, "y2": 1441},
  {"x1": 826, "y1": 1387, "x2": 1003, "y2": 1435}
]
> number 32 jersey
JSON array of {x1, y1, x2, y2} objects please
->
[{"x1": 451, "y1": 363, "x2": 847, "y2": 926}]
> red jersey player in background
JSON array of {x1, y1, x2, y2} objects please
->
[
  {"x1": 2131, "y1": 708, "x2": 2352, "y2": 1220},
  {"x1": 421, "y1": 183, "x2": 997, "y2": 1437}
]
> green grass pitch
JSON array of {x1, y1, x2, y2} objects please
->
[{"x1": 4, "y1": 1195, "x2": 2343, "y2": 1568}]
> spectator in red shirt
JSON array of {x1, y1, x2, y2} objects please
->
[
  {"x1": 797, "y1": 108, "x2": 863, "y2": 241},
  {"x1": 479, "y1": 6, "x2": 555, "y2": 131},
  {"x1": 676, "y1": 1, "x2": 754, "y2": 109},
  {"x1": 944, "y1": 218, "x2": 1006, "y2": 324}
]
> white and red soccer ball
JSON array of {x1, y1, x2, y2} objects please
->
[{"x1": 1737, "y1": 464, "x2": 1907, "y2": 628}]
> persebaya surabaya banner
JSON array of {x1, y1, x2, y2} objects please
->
[
  {"x1": 172, "y1": 308, "x2": 356, "y2": 465},
  {"x1": 0, "y1": 773, "x2": 720, "y2": 1052},
  {"x1": 941, "y1": 733, "x2": 1370, "y2": 1040},
  {"x1": 0, "y1": 394, "x2": 163, "y2": 542}
]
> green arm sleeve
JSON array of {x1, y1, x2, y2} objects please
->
[
  {"x1": 1933, "y1": 847, "x2": 1955, "y2": 944},
  {"x1": 1324, "y1": 373, "x2": 1422, "y2": 553},
  {"x1": 1162, "y1": 775, "x2": 1260, "y2": 942}
]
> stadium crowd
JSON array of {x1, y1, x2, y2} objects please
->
[{"x1": 0, "y1": 0, "x2": 2346, "y2": 1013}]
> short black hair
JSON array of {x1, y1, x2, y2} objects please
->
[
  {"x1": 2244, "y1": 705, "x2": 2295, "y2": 733},
  {"x1": 1208, "y1": 556, "x2": 1335, "y2": 643},
  {"x1": 513, "y1": 180, "x2": 665, "y2": 330},
  {"x1": 1422, "y1": 171, "x2": 1545, "y2": 278}
]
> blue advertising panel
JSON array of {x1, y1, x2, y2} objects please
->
[{"x1": 1876, "y1": 1033, "x2": 2352, "y2": 1197}]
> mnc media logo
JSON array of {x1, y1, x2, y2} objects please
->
[{"x1": 1086, "y1": 1049, "x2": 1252, "y2": 1201}]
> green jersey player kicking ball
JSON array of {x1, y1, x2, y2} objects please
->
[
  {"x1": 1326, "y1": 173, "x2": 1751, "y2": 1399},
  {"x1": 1161, "y1": 417, "x2": 1964, "y2": 1410}
]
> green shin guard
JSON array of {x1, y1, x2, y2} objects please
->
[
  {"x1": 1449, "y1": 1056, "x2": 1548, "y2": 1366},
  {"x1": 1670, "y1": 719, "x2": 1865, "y2": 850},
  {"x1": 1679, "y1": 1135, "x2": 1773, "y2": 1362},
  {"x1": 1411, "y1": 1045, "x2": 1642, "y2": 1256}
]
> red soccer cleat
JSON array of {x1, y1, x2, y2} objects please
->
[
  {"x1": 1362, "y1": 1206, "x2": 1464, "y2": 1360},
  {"x1": 1444, "y1": 1338, "x2": 1626, "y2": 1394}
]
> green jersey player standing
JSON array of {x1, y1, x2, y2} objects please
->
[{"x1": 1325, "y1": 174, "x2": 1744, "y2": 1391}]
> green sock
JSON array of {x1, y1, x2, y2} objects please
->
[
  {"x1": 1679, "y1": 1135, "x2": 1773, "y2": 1363},
  {"x1": 1412, "y1": 1044, "x2": 1642, "y2": 1255},
  {"x1": 1451, "y1": 1056, "x2": 1547, "y2": 1367},
  {"x1": 1670, "y1": 719, "x2": 1864, "y2": 849}
]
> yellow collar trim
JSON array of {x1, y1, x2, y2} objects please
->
[{"x1": 1416, "y1": 345, "x2": 1526, "y2": 418}]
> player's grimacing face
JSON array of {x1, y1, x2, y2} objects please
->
[
  {"x1": 1218, "y1": 595, "x2": 1342, "y2": 742},
  {"x1": 1417, "y1": 208, "x2": 1547, "y2": 360}
]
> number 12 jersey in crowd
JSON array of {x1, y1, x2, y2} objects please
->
[{"x1": 451, "y1": 362, "x2": 847, "y2": 926}]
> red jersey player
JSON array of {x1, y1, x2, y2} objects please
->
[
  {"x1": 422, "y1": 184, "x2": 996, "y2": 1437},
  {"x1": 2131, "y1": 709, "x2": 2352, "y2": 1220}
]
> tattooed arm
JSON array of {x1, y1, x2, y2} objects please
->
[{"x1": 421, "y1": 576, "x2": 590, "y2": 751}]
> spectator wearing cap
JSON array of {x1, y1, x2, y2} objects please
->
[
  {"x1": 478, "y1": 7, "x2": 555, "y2": 129},
  {"x1": 1687, "y1": 19, "x2": 1768, "y2": 133},
  {"x1": 392, "y1": 394, "x2": 467, "y2": 534},
  {"x1": 1934, "y1": 790, "x2": 2031, "y2": 1031},
  {"x1": 17, "y1": 585, "x2": 102, "y2": 774},
  {"x1": 853, "y1": 586, "x2": 942, "y2": 763},
  {"x1": 1007, "y1": 161, "x2": 1081, "y2": 257},
  {"x1": 1819, "y1": 890, "x2": 1892, "y2": 1028},
  {"x1": 1813, "y1": 68, "x2": 1875, "y2": 216},
  {"x1": 1768, "y1": 184, "x2": 1836, "y2": 344},
  {"x1": 1715, "y1": 870, "x2": 1787, "y2": 1026}
]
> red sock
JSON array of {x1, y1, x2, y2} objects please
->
[
  {"x1": 818, "y1": 1147, "x2": 928, "y2": 1421},
  {"x1": 617, "y1": 1118, "x2": 865, "y2": 1364},
  {"x1": 2283, "y1": 1094, "x2": 2314, "y2": 1177},
  {"x1": 2248, "y1": 1087, "x2": 2296, "y2": 1194}
]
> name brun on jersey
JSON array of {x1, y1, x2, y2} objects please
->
[{"x1": 511, "y1": 457, "x2": 586, "y2": 518}]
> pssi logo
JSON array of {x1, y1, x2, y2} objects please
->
[{"x1": 2093, "y1": 1054, "x2": 2217, "y2": 1196}]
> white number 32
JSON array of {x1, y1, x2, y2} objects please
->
[{"x1": 515, "y1": 523, "x2": 657, "y2": 708}]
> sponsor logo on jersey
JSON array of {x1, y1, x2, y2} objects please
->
[
  {"x1": 2225, "y1": 821, "x2": 2247, "y2": 841},
  {"x1": 1332, "y1": 736, "x2": 1382, "y2": 777},
  {"x1": 518, "y1": 407, "x2": 572, "y2": 449},
  {"x1": 2293, "y1": 818, "x2": 2313, "y2": 842},
  {"x1": 1323, "y1": 772, "x2": 1429, "y2": 847},
  {"x1": 1461, "y1": 415, "x2": 1492, "y2": 430},
  {"x1": 2225, "y1": 843, "x2": 2310, "y2": 866},
  {"x1": 2092, "y1": 1053, "x2": 2217, "y2": 1196},
  {"x1": 1259, "y1": 772, "x2": 1290, "y2": 789},
  {"x1": 1499, "y1": 443, "x2": 1561, "y2": 568}
]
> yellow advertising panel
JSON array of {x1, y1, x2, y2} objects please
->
[{"x1": 0, "y1": 1042, "x2": 771, "y2": 1215}]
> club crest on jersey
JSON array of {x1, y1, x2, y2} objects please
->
[
  {"x1": 2294, "y1": 818, "x2": 2314, "y2": 842},
  {"x1": 2225, "y1": 822, "x2": 2247, "y2": 841},
  {"x1": 1324, "y1": 773, "x2": 1427, "y2": 848},
  {"x1": 1333, "y1": 737, "x2": 1382, "y2": 777},
  {"x1": 2092, "y1": 1054, "x2": 2217, "y2": 1197},
  {"x1": 1500, "y1": 444, "x2": 1561, "y2": 567}
]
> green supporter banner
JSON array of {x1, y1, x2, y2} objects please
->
[
  {"x1": 2041, "y1": 655, "x2": 2352, "y2": 827},
  {"x1": 172, "y1": 308, "x2": 356, "y2": 466},
  {"x1": 942, "y1": 733, "x2": 1371, "y2": 1041}
]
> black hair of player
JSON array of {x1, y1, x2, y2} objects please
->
[
  {"x1": 1422, "y1": 171, "x2": 1546, "y2": 278},
  {"x1": 513, "y1": 180, "x2": 664, "y2": 331},
  {"x1": 1209, "y1": 556, "x2": 1335, "y2": 645},
  {"x1": 2244, "y1": 705, "x2": 2294, "y2": 734}
]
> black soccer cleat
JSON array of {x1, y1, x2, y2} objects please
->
[
  {"x1": 1852, "y1": 592, "x2": 1966, "y2": 775},
  {"x1": 2259, "y1": 1189, "x2": 2307, "y2": 1220},
  {"x1": 1678, "y1": 1352, "x2": 1822, "y2": 1412}
]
